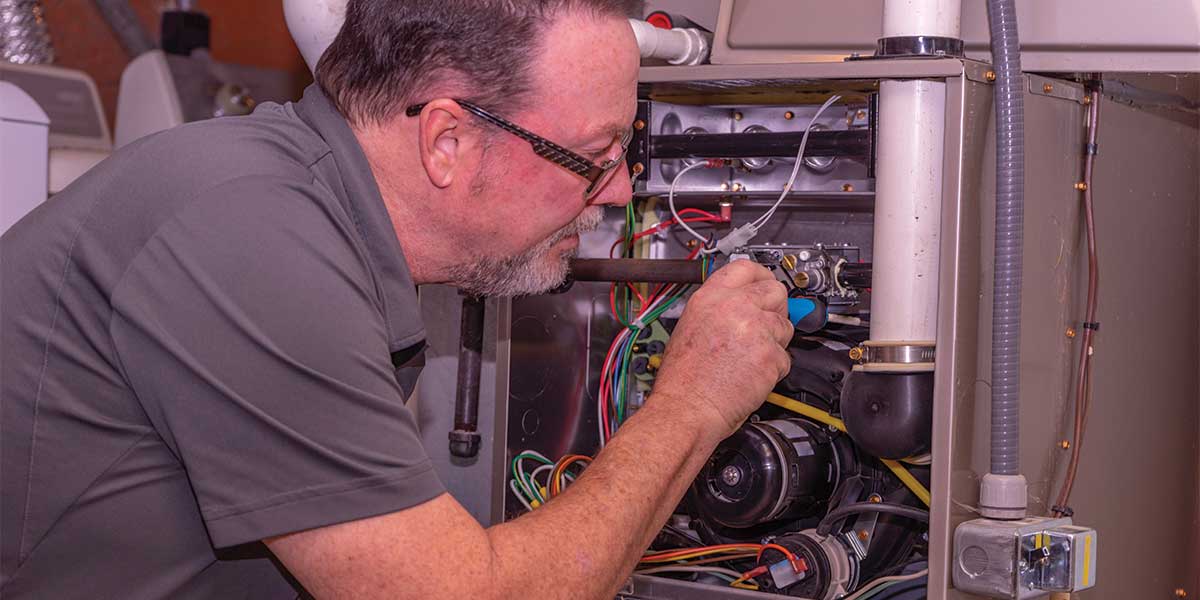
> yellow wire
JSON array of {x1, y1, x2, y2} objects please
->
[
  {"x1": 639, "y1": 547, "x2": 761, "y2": 564},
  {"x1": 765, "y1": 393, "x2": 932, "y2": 507},
  {"x1": 880, "y1": 458, "x2": 931, "y2": 507},
  {"x1": 766, "y1": 393, "x2": 846, "y2": 432}
]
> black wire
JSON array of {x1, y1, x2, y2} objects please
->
[{"x1": 816, "y1": 502, "x2": 929, "y2": 537}]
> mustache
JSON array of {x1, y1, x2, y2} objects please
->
[{"x1": 546, "y1": 206, "x2": 605, "y2": 245}]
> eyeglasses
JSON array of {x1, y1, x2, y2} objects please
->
[{"x1": 405, "y1": 99, "x2": 633, "y2": 200}]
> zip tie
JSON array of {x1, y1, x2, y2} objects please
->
[
  {"x1": 1084, "y1": 142, "x2": 1098, "y2": 155},
  {"x1": 1082, "y1": 321, "x2": 1100, "y2": 331},
  {"x1": 1052, "y1": 504, "x2": 1075, "y2": 518}
]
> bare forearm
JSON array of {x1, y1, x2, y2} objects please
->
[{"x1": 485, "y1": 394, "x2": 723, "y2": 599}]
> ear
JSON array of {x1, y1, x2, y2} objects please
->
[{"x1": 415, "y1": 99, "x2": 472, "y2": 189}]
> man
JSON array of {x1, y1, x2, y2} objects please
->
[{"x1": 0, "y1": 1, "x2": 792, "y2": 597}]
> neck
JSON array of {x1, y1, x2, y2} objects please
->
[{"x1": 353, "y1": 126, "x2": 458, "y2": 286}]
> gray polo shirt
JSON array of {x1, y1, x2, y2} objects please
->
[{"x1": 1, "y1": 85, "x2": 444, "y2": 597}]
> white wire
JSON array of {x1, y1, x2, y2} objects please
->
[
  {"x1": 634, "y1": 565, "x2": 745, "y2": 581},
  {"x1": 509, "y1": 478, "x2": 534, "y2": 512},
  {"x1": 750, "y1": 94, "x2": 844, "y2": 231},
  {"x1": 514, "y1": 450, "x2": 552, "y2": 501},
  {"x1": 666, "y1": 161, "x2": 715, "y2": 250},
  {"x1": 843, "y1": 568, "x2": 929, "y2": 600}
]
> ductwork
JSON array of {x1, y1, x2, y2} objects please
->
[{"x1": 0, "y1": 0, "x2": 53, "y2": 64}]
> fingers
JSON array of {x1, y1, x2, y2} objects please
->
[
  {"x1": 704, "y1": 259, "x2": 775, "y2": 289},
  {"x1": 742, "y1": 279, "x2": 789, "y2": 316},
  {"x1": 769, "y1": 311, "x2": 796, "y2": 347}
]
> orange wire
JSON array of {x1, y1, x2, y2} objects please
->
[
  {"x1": 757, "y1": 543, "x2": 804, "y2": 573},
  {"x1": 549, "y1": 455, "x2": 592, "y2": 497}
]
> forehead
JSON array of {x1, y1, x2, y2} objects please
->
[{"x1": 521, "y1": 10, "x2": 641, "y2": 140}]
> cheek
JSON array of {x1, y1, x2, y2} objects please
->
[{"x1": 486, "y1": 162, "x2": 586, "y2": 245}]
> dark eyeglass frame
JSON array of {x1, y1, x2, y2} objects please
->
[{"x1": 405, "y1": 98, "x2": 632, "y2": 200}]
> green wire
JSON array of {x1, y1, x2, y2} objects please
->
[{"x1": 510, "y1": 452, "x2": 552, "y2": 503}]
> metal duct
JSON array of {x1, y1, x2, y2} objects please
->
[{"x1": 0, "y1": 0, "x2": 54, "y2": 64}]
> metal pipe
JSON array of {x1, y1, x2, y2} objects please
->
[
  {"x1": 650, "y1": 130, "x2": 870, "y2": 161},
  {"x1": 449, "y1": 295, "x2": 485, "y2": 458},
  {"x1": 569, "y1": 259, "x2": 705, "y2": 284}
]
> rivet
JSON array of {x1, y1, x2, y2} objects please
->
[
  {"x1": 985, "y1": 70, "x2": 997, "y2": 82},
  {"x1": 1043, "y1": 83, "x2": 1054, "y2": 93},
  {"x1": 1074, "y1": 182, "x2": 1088, "y2": 191},
  {"x1": 842, "y1": 184, "x2": 855, "y2": 192},
  {"x1": 631, "y1": 162, "x2": 645, "y2": 175},
  {"x1": 1065, "y1": 327, "x2": 1077, "y2": 338},
  {"x1": 784, "y1": 111, "x2": 795, "y2": 120},
  {"x1": 633, "y1": 119, "x2": 646, "y2": 130}
]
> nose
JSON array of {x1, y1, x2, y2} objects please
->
[{"x1": 590, "y1": 164, "x2": 634, "y2": 208}]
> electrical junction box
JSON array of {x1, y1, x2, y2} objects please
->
[{"x1": 953, "y1": 517, "x2": 1098, "y2": 599}]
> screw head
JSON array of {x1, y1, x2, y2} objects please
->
[
  {"x1": 1074, "y1": 182, "x2": 1089, "y2": 191},
  {"x1": 687, "y1": 239, "x2": 699, "y2": 249},
  {"x1": 732, "y1": 183, "x2": 744, "y2": 192},
  {"x1": 721, "y1": 465, "x2": 743, "y2": 486},
  {"x1": 733, "y1": 111, "x2": 744, "y2": 121},
  {"x1": 985, "y1": 70, "x2": 997, "y2": 82},
  {"x1": 848, "y1": 347, "x2": 864, "y2": 361},
  {"x1": 1043, "y1": 83, "x2": 1054, "y2": 93},
  {"x1": 1082, "y1": 95, "x2": 1093, "y2": 105},
  {"x1": 856, "y1": 110, "x2": 867, "y2": 120},
  {"x1": 1060, "y1": 440, "x2": 1071, "y2": 449},
  {"x1": 842, "y1": 184, "x2": 855, "y2": 192},
  {"x1": 1065, "y1": 327, "x2": 1077, "y2": 338},
  {"x1": 1176, "y1": 589, "x2": 1188, "y2": 598},
  {"x1": 633, "y1": 119, "x2": 646, "y2": 130},
  {"x1": 857, "y1": 530, "x2": 870, "y2": 541},
  {"x1": 868, "y1": 493, "x2": 883, "y2": 503},
  {"x1": 784, "y1": 111, "x2": 795, "y2": 120},
  {"x1": 631, "y1": 162, "x2": 645, "y2": 175}
]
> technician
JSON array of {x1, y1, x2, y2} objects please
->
[{"x1": 0, "y1": 1, "x2": 793, "y2": 598}]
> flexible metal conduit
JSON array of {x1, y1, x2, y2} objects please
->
[
  {"x1": 91, "y1": 0, "x2": 154, "y2": 58},
  {"x1": 985, "y1": 0, "x2": 1025, "y2": 478},
  {"x1": 0, "y1": 0, "x2": 54, "y2": 64}
]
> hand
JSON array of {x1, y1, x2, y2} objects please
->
[{"x1": 649, "y1": 260, "x2": 794, "y2": 438}]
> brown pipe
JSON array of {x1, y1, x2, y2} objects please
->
[{"x1": 568, "y1": 259, "x2": 705, "y2": 284}]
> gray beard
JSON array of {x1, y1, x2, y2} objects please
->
[{"x1": 446, "y1": 206, "x2": 604, "y2": 297}]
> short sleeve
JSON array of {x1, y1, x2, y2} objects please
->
[{"x1": 109, "y1": 176, "x2": 444, "y2": 548}]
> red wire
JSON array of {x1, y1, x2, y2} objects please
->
[{"x1": 627, "y1": 282, "x2": 647, "y2": 307}]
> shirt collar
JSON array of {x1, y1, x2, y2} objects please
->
[{"x1": 293, "y1": 84, "x2": 426, "y2": 352}]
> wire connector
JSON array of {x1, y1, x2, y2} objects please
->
[
  {"x1": 1051, "y1": 504, "x2": 1075, "y2": 517},
  {"x1": 713, "y1": 222, "x2": 759, "y2": 256}
]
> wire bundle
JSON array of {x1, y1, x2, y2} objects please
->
[
  {"x1": 508, "y1": 451, "x2": 591, "y2": 511},
  {"x1": 598, "y1": 204, "x2": 719, "y2": 445}
]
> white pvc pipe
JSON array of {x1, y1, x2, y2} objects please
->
[
  {"x1": 283, "y1": 0, "x2": 347, "y2": 73},
  {"x1": 882, "y1": 0, "x2": 961, "y2": 39},
  {"x1": 868, "y1": 79, "x2": 946, "y2": 344},
  {"x1": 627, "y1": 19, "x2": 710, "y2": 66}
]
